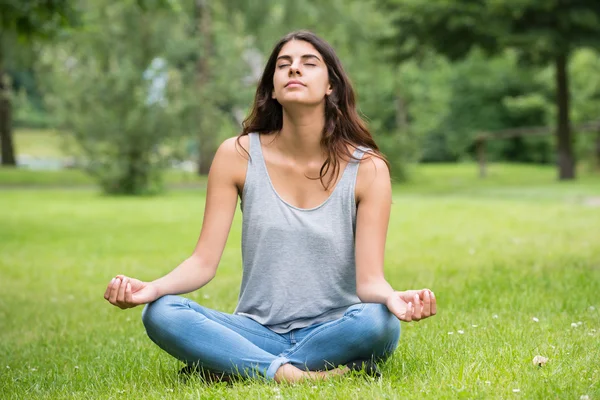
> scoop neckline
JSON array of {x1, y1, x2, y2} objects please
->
[{"x1": 255, "y1": 133, "x2": 355, "y2": 212}]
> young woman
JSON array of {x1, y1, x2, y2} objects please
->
[{"x1": 103, "y1": 30, "x2": 436, "y2": 384}]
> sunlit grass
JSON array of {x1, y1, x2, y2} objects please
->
[{"x1": 1, "y1": 166, "x2": 599, "y2": 399}]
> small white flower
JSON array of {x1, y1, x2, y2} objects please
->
[
  {"x1": 74, "y1": 366, "x2": 79, "y2": 369},
  {"x1": 492, "y1": 314, "x2": 499, "y2": 319},
  {"x1": 589, "y1": 306, "x2": 595, "y2": 311},
  {"x1": 577, "y1": 321, "x2": 583, "y2": 326},
  {"x1": 532, "y1": 355, "x2": 548, "y2": 366},
  {"x1": 580, "y1": 395, "x2": 590, "y2": 400},
  {"x1": 448, "y1": 332, "x2": 454, "y2": 335},
  {"x1": 588, "y1": 332, "x2": 595, "y2": 336},
  {"x1": 6, "y1": 366, "x2": 10, "y2": 369},
  {"x1": 166, "y1": 389, "x2": 173, "y2": 392},
  {"x1": 485, "y1": 381, "x2": 491, "y2": 385},
  {"x1": 469, "y1": 248, "x2": 476, "y2": 255},
  {"x1": 591, "y1": 329, "x2": 597, "y2": 333},
  {"x1": 532, "y1": 317, "x2": 539, "y2": 322},
  {"x1": 472, "y1": 324, "x2": 478, "y2": 328},
  {"x1": 311, "y1": 386, "x2": 317, "y2": 389},
  {"x1": 272, "y1": 387, "x2": 280, "y2": 392},
  {"x1": 458, "y1": 330, "x2": 464, "y2": 334},
  {"x1": 571, "y1": 323, "x2": 578, "y2": 328},
  {"x1": 203, "y1": 294, "x2": 210, "y2": 299},
  {"x1": 30, "y1": 368, "x2": 37, "y2": 372},
  {"x1": 513, "y1": 388, "x2": 520, "y2": 393}
]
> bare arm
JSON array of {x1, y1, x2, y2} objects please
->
[
  {"x1": 354, "y1": 155, "x2": 394, "y2": 304},
  {"x1": 104, "y1": 136, "x2": 248, "y2": 308},
  {"x1": 354, "y1": 154, "x2": 437, "y2": 322}
]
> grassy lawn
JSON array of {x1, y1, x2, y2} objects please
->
[{"x1": 1, "y1": 165, "x2": 599, "y2": 399}]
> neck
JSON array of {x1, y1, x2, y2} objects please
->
[{"x1": 276, "y1": 104, "x2": 326, "y2": 162}]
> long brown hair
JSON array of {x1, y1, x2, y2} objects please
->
[{"x1": 238, "y1": 30, "x2": 389, "y2": 190}]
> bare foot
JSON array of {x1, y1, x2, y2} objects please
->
[{"x1": 274, "y1": 364, "x2": 350, "y2": 384}]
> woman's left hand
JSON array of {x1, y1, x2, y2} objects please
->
[{"x1": 386, "y1": 289, "x2": 437, "y2": 322}]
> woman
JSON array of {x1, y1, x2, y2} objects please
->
[{"x1": 103, "y1": 30, "x2": 436, "y2": 384}]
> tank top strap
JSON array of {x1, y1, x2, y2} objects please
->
[
  {"x1": 335, "y1": 145, "x2": 371, "y2": 192},
  {"x1": 248, "y1": 132, "x2": 263, "y2": 162}
]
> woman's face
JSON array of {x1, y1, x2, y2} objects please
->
[{"x1": 272, "y1": 40, "x2": 332, "y2": 107}]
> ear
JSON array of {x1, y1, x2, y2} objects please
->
[
  {"x1": 326, "y1": 85, "x2": 333, "y2": 96},
  {"x1": 272, "y1": 90, "x2": 277, "y2": 99}
]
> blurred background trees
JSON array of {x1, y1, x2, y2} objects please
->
[{"x1": 2, "y1": 0, "x2": 599, "y2": 194}]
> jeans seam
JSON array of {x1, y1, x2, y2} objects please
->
[{"x1": 279, "y1": 304, "x2": 366, "y2": 359}]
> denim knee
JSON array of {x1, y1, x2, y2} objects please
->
[
  {"x1": 141, "y1": 295, "x2": 185, "y2": 337},
  {"x1": 355, "y1": 303, "x2": 401, "y2": 350}
]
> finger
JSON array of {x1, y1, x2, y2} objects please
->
[
  {"x1": 412, "y1": 293, "x2": 422, "y2": 320},
  {"x1": 430, "y1": 291, "x2": 437, "y2": 315},
  {"x1": 117, "y1": 277, "x2": 129, "y2": 304},
  {"x1": 125, "y1": 282, "x2": 133, "y2": 307},
  {"x1": 109, "y1": 278, "x2": 121, "y2": 304},
  {"x1": 422, "y1": 290, "x2": 431, "y2": 317},
  {"x1": 104, "y1": 278, "x2": 115, "y2": 300},
  {"x1": 404, "y1": 302, "x2": 413, "y2": 322}
]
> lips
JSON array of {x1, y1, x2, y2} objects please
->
[{"x1": 285, "y1": 80, "x2": 305, "y2": 87}]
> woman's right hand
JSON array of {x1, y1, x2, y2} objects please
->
[{"x1": 103, "y1": 275, "x2": 160, "y2": 309}]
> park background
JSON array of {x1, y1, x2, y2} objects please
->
[{"x1": 1, "y1": 0, "x2": 599, "y2": 398}]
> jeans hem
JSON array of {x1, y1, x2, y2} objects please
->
[{"x1": 266, "y1": 356, "x2": 290, "y2": 380}]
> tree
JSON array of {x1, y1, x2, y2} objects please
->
[
  {"x1": 0, "y1": 0, "x2": 77, "y2": 166},
  {"x1": 39, "y1": 0, "x2": 196, "y2": 194},
  {"x1": 381, "y1": 0, "x2": 600, "y2": 180}
]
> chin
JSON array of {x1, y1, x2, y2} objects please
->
[{"x1": 278, "y1": 96, "x2": 323, "y2": 108}]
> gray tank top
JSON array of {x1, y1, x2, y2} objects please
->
[{"x1": 234, "y1": 132, "x2": 369, "y2": 333}]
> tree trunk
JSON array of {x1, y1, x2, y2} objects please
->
[
  {"x1": 195, "y1": 0, "x2": 214, "y2": 175},
  {"x1": 395, "y1": 93, "x2": 408, "y2": 132},
  {"x1": 595, "y1": 129, "x2": 600, "y2": 171},
  {"x1": 555, "y1": 53, "x2": 575, "y2": 180},
  {"x1": 0, "y1": 42, "x2": 16, "y2": 167}
]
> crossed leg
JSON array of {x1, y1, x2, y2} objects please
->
[{"x1": 141, "y1": 296, "x2": 400, "y2": 382}]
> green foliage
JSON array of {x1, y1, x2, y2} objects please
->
[
  {"x1": 381, "y1": 0, "x2": 600, "y2": 179},
  {"x1": 39, "y1": 0, "x2": 200, "y2": 195},
  {"x1": 6, "y1": 0, "x2": 600, "y2": 178},
  {"x1": 381, "y1": 0, "x2": 600, "y2": 63},
  {"x1": 0, "y1": 0, "x2": 78, "y2": 39}
]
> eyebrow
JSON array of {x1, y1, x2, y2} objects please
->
[{"x1": 276, "y1": 54, "x2": 322, "y2": 63}]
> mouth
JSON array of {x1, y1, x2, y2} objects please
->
[{"x1": 285, "y1": 80, "x2": 305, "y2": 87}]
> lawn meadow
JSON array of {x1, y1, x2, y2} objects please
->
[{"x1": 1, "y1": 154, "x2": 600, "y2": 398}]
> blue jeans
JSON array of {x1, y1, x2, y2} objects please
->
[{"x1": 141, "y1": 295, "x2": 401, "y2": 381}]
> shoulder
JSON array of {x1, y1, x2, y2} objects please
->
[
  {"x1": 217, "y1": 134, "x2": 250, "y2": 158},
  {"x1": 211, "y1": 135, "x2": 251, "y2": 190},
  {"x1": 355, "y1": 150, "x2": 391, "y2": 205}
]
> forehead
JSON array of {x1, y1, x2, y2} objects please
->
[{"x1": 277, "y1": 39, "x2": 321, "y2": 58}]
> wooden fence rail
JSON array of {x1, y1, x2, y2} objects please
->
[{"x1": 475, "y1": 120, "x2": 600, "y2": 178}]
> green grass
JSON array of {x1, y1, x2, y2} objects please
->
[
  {"x1": 0, "y1": 168, "x2": 205, "y2": 188},
  {"x1": 1, "y1": 165, "x2": 599, "y2": 399}
]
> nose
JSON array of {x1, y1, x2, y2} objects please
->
[{"x1": 288, "y1": 63, "x2": 302, "y2": 77}]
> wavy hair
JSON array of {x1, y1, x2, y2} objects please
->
[{"x1": 238, "y1": 30, "x2": 389, "y2": 189}]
